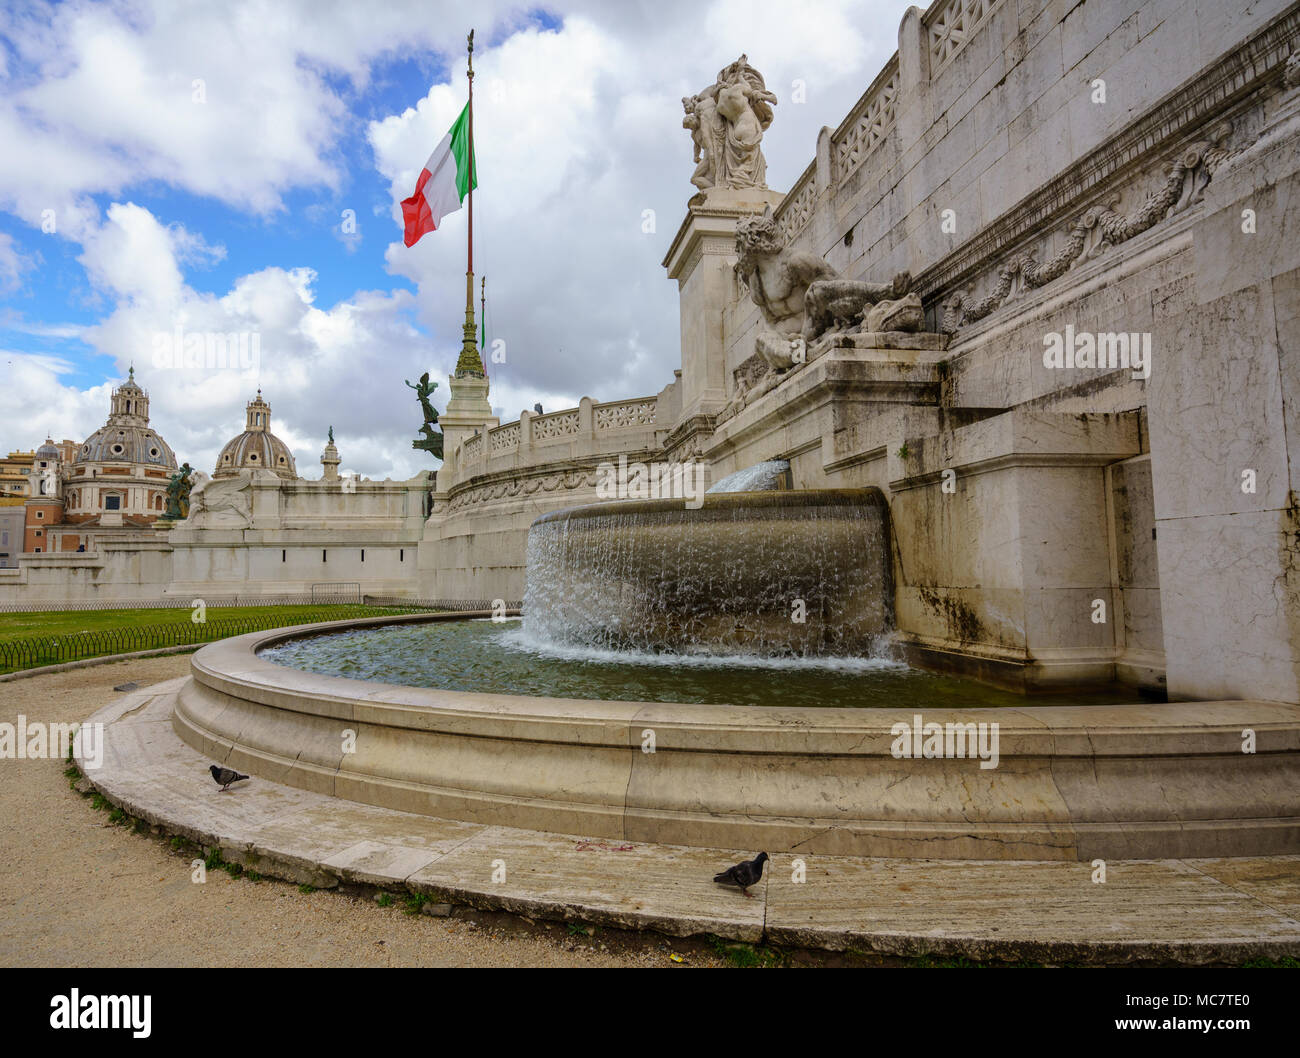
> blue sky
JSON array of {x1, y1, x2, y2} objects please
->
[{"x1": 0, "y1": 0, "x2": 903, "y2": 478}]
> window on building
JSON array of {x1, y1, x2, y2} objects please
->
[
  {"x1": 322, "y1": 549, "x2": 327, "y2": 562},
  {"x1": 105, "y1": 495, "x2": 121, "y2": 510},
  {"x1": 35, "y1": 510, "x2": 43, "y2": 519},
  {"x1": 33, "y1": 547, "x2": 40, "y2": 553},
  {"x1": 361, "y1": 549, "x2": 365, "y2": 562},
  {"x1": 34, "y1": 529, "x2": 42, "y2": 537}
]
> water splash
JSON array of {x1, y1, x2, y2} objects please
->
[
  {"x1": 706, "y1": 459, "x2": 791, "y2": 493},
  {"x1": 522, "y1": 489, "x2": 893, "y2": 658}
]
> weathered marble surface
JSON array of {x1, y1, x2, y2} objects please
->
[{"x1": 166, "y1": 621, "x2": 1300, "y2": 861}]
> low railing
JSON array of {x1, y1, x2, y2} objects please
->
[
  {"x1": 924, "y1": 0, "x2": 1003, "y2": 76},
  {"x1": 461, "y1": 394, "x2": 662, "y2": 464},
  {"x1": 828, "y1": 54, "x2": 899, "y2": 190},
  {"x1": 0, "y1": 592, "x2": 402, "y2": 614},
  {"x1": 364, "y1": 595, "x2": 522, "y2": 612},
  {"x1": 593, "y1": 398, "x2": 657, "y2": 431},
  {"x1": 311, "y1": 581, "x2": 361, "y2": 604}
]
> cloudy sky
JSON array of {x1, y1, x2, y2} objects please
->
[{"x1": 0, "y1": 0, "x2": 908, "y2": 480}]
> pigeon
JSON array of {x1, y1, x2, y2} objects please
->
[
  {"x1": 713, "y1": 852, "x2": 768, "y2": 897},
  {"x1": 209, "y1": 764, "x2": 249, "y2": 791}
]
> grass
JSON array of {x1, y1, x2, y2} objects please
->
[
  {"x1": 0, "y1": 603, "x2": 435, "y2": 674},
  {"x1": 0, "y1": 604, "x2": 420, "y2": 645},
  {"x1": 705, "y1": 934, "x2": 785, "y2": 968}
]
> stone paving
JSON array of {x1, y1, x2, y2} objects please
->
[{"x1": 80, "y1": 679, "x2": 1300, "y2": 964}]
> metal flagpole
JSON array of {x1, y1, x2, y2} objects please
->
[{"x1": 457, "y1": 28, "x2": 483, "y2": 377}]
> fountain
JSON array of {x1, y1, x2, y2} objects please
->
[
  {"x1": 522, "y1": 489, "x2": 892, "y2": 657},
  {"x1": 164, "y1": 477, "x2": 1300, "y2": 859}
]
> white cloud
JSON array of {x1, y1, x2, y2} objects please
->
[{"x1": 3, "y1": 0, "x2": 910, "y2": 475}]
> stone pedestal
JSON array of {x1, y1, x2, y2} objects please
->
[
  {"x1": 817, "y1": 330, "x2": 950, "y2": 364},
  {"x1": 320, "y1": 441, "x2": 340, "y2": 482},
  {"x1": 440, "y1": 373, "x2": 498, "y2": 474},
  {"x1": 663, "y1": 187, "x2": 784, "y2": 422}
]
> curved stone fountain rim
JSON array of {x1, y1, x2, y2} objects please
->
[
  {"x1": 191, "y1": 611, "x2": 1300, "y2": 751},
  {"x1": 175, "y1": 612, "x2": 1300, "y2": 859},
  {"x1": 530, "y1": 486, "x2": 888, "y2": 526}
]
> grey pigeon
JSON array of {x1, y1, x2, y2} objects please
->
[
  {"x1": 209, "y1": 764, "x2": 249, "y2": 791},
  {"x1": 713, "y1": 852, "x2": 768, "y2": 896}
]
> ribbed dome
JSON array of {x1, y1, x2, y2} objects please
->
[
  {"x1": 75, "y1": 370, "x2": 177, "y2": 469},
  {"x1": 36, "y1": 439, "x2": 60, "y2": 459},
  {"x1": 213, "y1": 391, "x2": 297, "y2": 479},
  {"x1": 214, "y1": 430, "x2": 297, "y2": 477},
  {"x1": 76, "y1": 424, "x2": 177, "y2": 467}
]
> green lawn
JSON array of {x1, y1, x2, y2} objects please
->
[{"x1": 0, "y1": 604, "x2": 433, "y2": 673}]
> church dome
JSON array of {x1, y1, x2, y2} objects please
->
[
  {"x1": 36, "y1": 439, "x2": 61, "y2": 460},
  {"x1": 214, "y1": 391, "x2": 297, "y2": 479},
  {"x1": 74, "y1": 367, "x2": 177, "y2": 469}
]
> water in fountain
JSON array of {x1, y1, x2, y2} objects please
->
[
  {"x1": 522, "y1": 489, "x2": 893, "y2": 657},
  {"x1": 706, "y1": 459, "x2": 791, "y2": 493}
]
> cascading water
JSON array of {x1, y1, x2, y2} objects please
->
[{"x1": 522, "y1": 489, "x2": 893, "y2": 657}]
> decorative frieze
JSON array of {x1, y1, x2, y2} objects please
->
[
  {"x1": 943, "y1": 123, "x2": 1238, "y2": 330},
  {"x1": 446, "y1": 469, "x2": 599, "y2": 513}
]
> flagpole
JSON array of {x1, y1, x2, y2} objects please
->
[
  {"x1": 480, "y1": 275, "x2": 486, "y2": 373},
  {"x1": 456, "y1": 28, "x2": 484, "y2": 378}
]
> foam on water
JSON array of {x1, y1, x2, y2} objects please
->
[{"x1": 497, "y1": 625, "x2": 906, "y2": 673}]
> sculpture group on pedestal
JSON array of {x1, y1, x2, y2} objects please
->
[{"x1": 683, "y1": 55, "x2": 778, "y2": 192}]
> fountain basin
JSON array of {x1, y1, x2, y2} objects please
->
[{"x1": 171, "y1": 612, "x2": 1300, "y2": 860}]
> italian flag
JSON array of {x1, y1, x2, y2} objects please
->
[{"x1": 401, "y1": 102, "x2": 477, "y2": 248}]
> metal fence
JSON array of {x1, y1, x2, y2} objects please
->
[
  {"x1": 0, "y1": 604, "x2": 435, "y2": 674},
  {"x1": 0, "y1": 589, "x2": 416, "y2": 614},
  {"x1": 363, "y1": 596, "x2": 522, "y2": 612}
]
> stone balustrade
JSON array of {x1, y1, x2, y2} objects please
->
[{"x1": 454, "y1": 393, "x2": 664, "y2": 470}]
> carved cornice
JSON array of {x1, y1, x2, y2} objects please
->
[
  {"x1": 443, "y1": 448, "x2": 664, "y2": 514},
  {"x1": 943, "y1": 123, "x2": 1238, "y2": 329},
  {"x1": 661, "y1": 414, "x2": 715, "y2": 462},
  {"x1": 914, "y1": 3, "x2": 1300, "y2": 305}
]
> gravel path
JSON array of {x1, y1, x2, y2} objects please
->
[{"x1": 0, "y1": 655, "x2": 719, "y2": 967}]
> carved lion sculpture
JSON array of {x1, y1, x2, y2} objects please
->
[{"x1": 734, "y1": 206, "x2": 923, "y2": 373}]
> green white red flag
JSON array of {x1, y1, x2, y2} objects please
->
[{"x1": 401, "y1": 102, "x2": 477, "y2": 247}]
